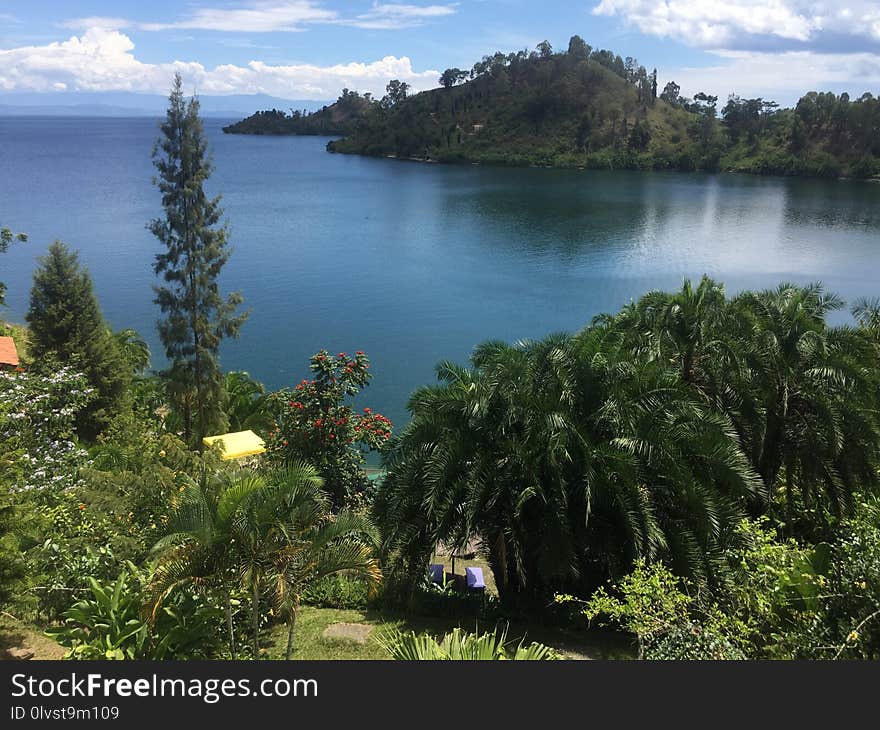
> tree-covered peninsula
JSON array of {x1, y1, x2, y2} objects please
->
[
  {"x1": 222, "y1": 88, "x2": 372, "y2": 136},
  {"x1": 227, "y1": 36, "x2": 880, "y2": 179}
]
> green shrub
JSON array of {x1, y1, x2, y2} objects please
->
[
  {"x1": 378, "y1": 626, "x2": 559, "y2": 660},
  {"x1": 48, "y1": 564, "x2": 226, "y2": 660},
  {"x1": 47, "y1": 566, "x2": 148, "y2": 660},
  {"x1": 806, "y1": 499, "x2": 880, "y2": 659},
  {"x1": 719, "y1": 518, "x2": 827, "y2": 659},
  {"x1": 646, "y1": 623, "x2": 746, "y2": 660},
  {"x1": 302, "y1": 574, "x2": 371, "y2": 610}
]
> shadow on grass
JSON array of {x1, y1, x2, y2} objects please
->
[
  {"x1": 0, "y1": 616, "x2": 67, "y2": 660},
  {"x1": 263, "y1": 604, "x2": 634, "y2": 660},
  {"x1": 362, "y1": 607, "x2": 635, "y2": 660}
]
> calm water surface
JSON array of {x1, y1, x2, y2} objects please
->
[{"x1": 2, "y1": 116, "x2": 879, "y2": 430}]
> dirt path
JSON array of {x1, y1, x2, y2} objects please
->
[{"x1": 0, "y1": 615, "x2": 66, "y2": 660}]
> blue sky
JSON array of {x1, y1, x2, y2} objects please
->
[{"x1": 2, "y1": 1, "x2": 879, "y2": 105}]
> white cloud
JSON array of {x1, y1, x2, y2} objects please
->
[
  {"x1": 592, "y1": 1, "x2": 880, "y2": 48},
  {"x1": 0, "y1": 27, "x2": 440, "y2": 98},
  {"x1": 349, "y1": 3, "x2": 459, "y2": 30},
  {"x1": 596, "y1": 1, "x2": 880, "y2": 102},
  {"x1": 667, "y1": 50, "x2": 880, "y2": 103},
  {"x1": 64, "y1": 1, "x2": 459, "y2": 34},
  {"x1": 139, "y1": 1, "x2": 335, "y2": 33}
]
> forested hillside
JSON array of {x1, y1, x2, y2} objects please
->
[{"x1": 227, "y1": 36, "x2": 880, "y2": 179}]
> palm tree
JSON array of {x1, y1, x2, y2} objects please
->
[
  {"x1": 146, "y1": 468, "x2": 271, "y2": 658},
  {"x1": 219, "y1": 464, "x2": 378, "y2": 659},
  {"x1": 113, "y1": 327, "x2": 151, "y2": 375},
  {"x1": 731, "y1": 283, "x2": 880, "y2": 529},
  {"x1": 376, "y1": 331, "x2": 760, "y2": 602},
  {"x1": 269, "y1": 486, "x2": 380, "y2": 660},
  {"x1": 853, "y1": 297, "x2": 880, "y2": 341},
  {"x1": 602, "y1": 276, "x2": 732, "y2": 387},
  {"x1": 147, "y1": 465, "x2": 323, "y2": 657},
  {"x1": 223, "y1": 371, "x2": 272, "y2": 434},
  {"x1": 148, "y1": 464, "x2": 379, "y2": 658},
  {"x1": 376, "y1": 280, "x2": 880, "y2": 602}
]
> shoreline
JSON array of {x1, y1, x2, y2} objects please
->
[{"x1": 324, "y1": 143, "x2": 880, "y2": 183}]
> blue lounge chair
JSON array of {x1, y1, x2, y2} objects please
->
[
  {"x1": 465, "y1": 566, "x2": 486, "y2": 591},
  {"x1": 429, "y1": 563, "x2": 445, "y2": 585}
]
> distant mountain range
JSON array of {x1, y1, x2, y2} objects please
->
[{"x1": 0, "y1": 92, "x2": 330, "y2": 118}]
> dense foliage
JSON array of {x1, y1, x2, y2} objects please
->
[
  {"x1": 563, "y1": 503, "x2": 880, "y2": 659},
  {"x1": 280, "y1": 39, "x2": 878, "y2": 178},
  {"x1": 375, "y1": 278, "x2": 880, "y2": 613},
  {"x1": 47, "y1": 564, "x2": 225, "y2": 660},
  {"x1": 4, "y1": 275, "x2": 880, "y2": 659}
]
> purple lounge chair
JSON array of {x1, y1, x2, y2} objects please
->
[
  {"x1": 429, "y1": 563, "x2": 445, "y2": 585},
  {"x1": 465, "y1": 566, "x2": 486, "y2": 590}
]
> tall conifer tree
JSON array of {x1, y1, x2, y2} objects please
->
[
  {"x1": 150, "y1": 74, "x2": 247, "y2": 444},
  {"x1": 27, "y1": 241, "x2": 129, "y2": 437}
]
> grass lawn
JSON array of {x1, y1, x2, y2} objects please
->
[
  {"x1": 265, "y1": 606, "x2": 634, "y2": 660},
  {"x1": 265, "y1": 546, "x2": 633, "y2": 660},
  {"x1": 1, "y1": 608, "x2": 632, "y2": 661}
]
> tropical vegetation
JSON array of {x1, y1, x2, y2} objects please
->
[{"x1": 2, "y1": 73, "x2": 880, "y2": 662}]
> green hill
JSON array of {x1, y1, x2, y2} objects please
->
[
  {"x1": 330, "y1": 41, "x2": 709, "y2": 170},
  {"x1": 226, "y1": 37, "x2": 880, "y2": 179}
]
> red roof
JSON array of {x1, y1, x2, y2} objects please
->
[{"x1": 0, "y1": 336, "x2": 20, "y2": 367}]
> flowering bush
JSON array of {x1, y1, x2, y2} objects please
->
[
  {"x1": 0, "y1": 366, "x2": 93, "y2": 496},
  {"x1": 266, "y1": 350, "x2": 391, "y2": 506}
]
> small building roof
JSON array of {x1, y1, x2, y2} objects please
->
[
  {"x1": 0, "y1": 337, "x2": 20, "y2": 367},
  {"x1": 202, "y1": 429, "x2": 266, "y2": 460}
]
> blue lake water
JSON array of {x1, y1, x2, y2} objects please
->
[{"x1": 2, "y1": 116, "x2": 880, "y2": 431}]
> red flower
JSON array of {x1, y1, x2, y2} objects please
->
[
  {"x1": 314, "y1": 419, "x2": 323, "y2": 427},
  {"x1": 363, "y1": 407, "x2": 372, "y2": 414},
  {"x1": 283, "y1": 440, "x2": 289, "y2": 446},
  {"x1": 78, "y1": 504, "x2": 86, "y2": 511}
]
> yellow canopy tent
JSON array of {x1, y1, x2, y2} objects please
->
[{"x1": 202, "y1": 430, "x2": 266, "y2": 460}]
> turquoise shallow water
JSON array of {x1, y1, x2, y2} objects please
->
[{"x1": 2, "y1": 116, "x2": 880, "y2": 430}]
